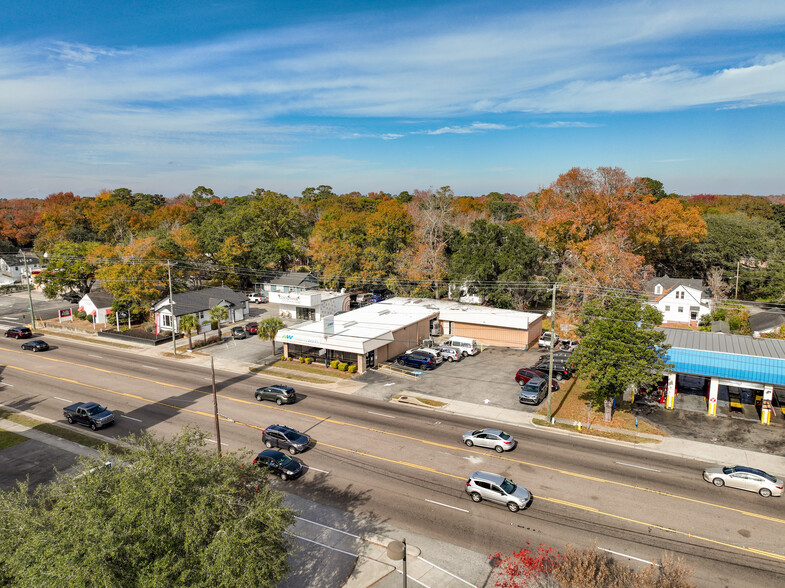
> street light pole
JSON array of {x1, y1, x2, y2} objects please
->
[
  {"x1": 22, "y1": 251, "x2": 36, "y2": 329},
  {"x1": 386, "y1": 538, "x2": 407, "y2": 587},
  {"x1": 167, "y1": 261, "x2": 177, "y2": 355},
  {"x1": 546, "y1": 282, "x2": 556, "y2": 422},
  {"x1": 211, "y1": 357, "x2": 222, "y2": 456}
]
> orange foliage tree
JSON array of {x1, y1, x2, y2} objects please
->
[{"x1": 0, "y1": 198, "x2": 43, "y2": 247}]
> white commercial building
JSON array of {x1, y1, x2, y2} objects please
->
[{"x1": 270, "y1": 290, "x2": 351, "y2": 321}]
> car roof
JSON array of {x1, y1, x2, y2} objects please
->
[
  {"x1": 523, "y1": 377, "x2": 546, "y2": 386},
  {"x1": 476, "y1": 428, "x2": 503, "y2": 435},
  {"x1": 469, "y1": 471, "x2": 506, "y2": 484},
  {"x1": 267, "y1": 385, "x2": 294, "y2": 391},
  {"x1": 258, "y1": 450, "x2": 286, "y2": 459}
]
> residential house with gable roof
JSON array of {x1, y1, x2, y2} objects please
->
[
  {"x1": 151, "y1": 286, "x2": 248, "y2": 333},
  {"x1": 254, "y1": 271, "x2": 319, "y2": 294},
  {"x1": 0, "y1": 251, "x2": 41, "y2": 284},
  {"x1": 643, "y1": 275, "x2": 712, "y2": 326}
]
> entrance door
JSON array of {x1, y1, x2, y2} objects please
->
[{"x1": 365, "y1": 350, "x2": 375, "y2": 369}]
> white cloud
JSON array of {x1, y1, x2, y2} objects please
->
[{"x1": 425, "y1": 122, "x2": 514, "y2": 135}]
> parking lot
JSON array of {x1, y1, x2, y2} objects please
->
[{"x1": 355, "y1": 345, "x2": 557, "y2": 412}]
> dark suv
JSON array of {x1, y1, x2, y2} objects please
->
[
  {"x1": 262, "y1": 425, "x2": 312, "y2": 455},
  {"x1": 397, "y1": 352, "x2": 435, "y2": 370},
  {"x1": 255, "y1": 385, "x2": 296, "y2": 405},
  {"x1": 5, "y1": 327, "x2": 32, "y2": 339},
  {"x1": 531, "y1": 361, "x2": 573, "y2": 381}
]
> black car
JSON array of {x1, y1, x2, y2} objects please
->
[
  {"x1": 262, "y1": 424, "x2": 312, "y2": 455},
  {"x1": 5, "y1": 327, "x2": 32, "y2": 339},
  {"x1": 396, "y1": 352, "x2": 435, "y2": 370},
  {"x1": 21, "y1": 339, "x2": 49, "y2": 352},
  {"x1": 253, "y1": 449, "x2": 304, "y2": 481},
  {"x1": 531, "y1": 362, "x2": 573, "y2": 381},
  {"x1": 255, "y1": 385, "x2": 296, "y2": 405}
]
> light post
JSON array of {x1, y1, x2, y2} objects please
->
[{"x1": 386, "y1": 538, "x2": 407, "y2": 587}]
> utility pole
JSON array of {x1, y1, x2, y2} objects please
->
[
  {"x1": 22, "y1": 251, "x2": 36, "y2": 329},
  {"x1": 167, "y1": 261, "x2": 177, "y2": 355},
  {"x1": 211, "y1": 357, "x2": 222, "y2": 456},
  {"x1": 546, "y1": 282, "x2": 557, "y2": 422},
  {"x1": 735, "y1": 260, "x2": 740, "y2": 299}
]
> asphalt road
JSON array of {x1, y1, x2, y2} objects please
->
[{"x1": 2, "y1": 335, "x2": 784, "y2": 586}]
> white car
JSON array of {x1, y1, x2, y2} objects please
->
[
  {"x1": 248, "y1": 292, "x2": 268, "y2": 303},
  {"x1": 703, "y1": 465, "x2": 783, "y2": 497}
]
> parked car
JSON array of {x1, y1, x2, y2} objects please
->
[
  {"x1": 703, "y1": 465, "x2": 783, "y2": 497},
  {"x1": 465, "y1": 471, "x2": 532, "y2": 512},
  {"x1": 443, "y1": 336, "x2": 479, "y2": 357},
  {"x1": 5, "y1": 327, "x2": 32, "y2": 339},
  {"x1": 406, "y1": 347, "x2": 444, "y2": 364},
  {"x1": 437, "y1": 346, "x2": 462, "y2": 362},
  {"x1": 245, "y1": 322, "x2": 259, "y2": 335},
  {"x1": 21, "y1": 339, "x2": 49, "y2": 352},
  {"x1": 248, "y1": 292, "x2": 268, "y2": 303},
  {"x1": 253, "y1": 449, "x2": 304, "y2": 481},
  {"x1": 514, "y1": 368, "x2": 559, "y2": 391},
  {"x1": 538, "y1": 350, "x2": 573, "y2": 363},
  {"x1": 519, "y1": 377, "x2": 549, "y2": 405},
  {"x1": 231, "y1": 326, "x2": 247, "y2": 339},
  {"x1": 462, "y1": 428, "x2": 516, "y2": 452},
  {"x1": 255, "y1": 385, "x2": 296, "y2": 405},
  {"x1": 262, "y1": 424, "x2": 312, "y2": 455},
  {"x1": 61, "y1": 291, "x2": 82, "y2": 304},
  {"x1": 538, "y1": 331, "x2": 559, "y2": 349},
  {"x1": 396, "y1": 352, "x2": 436, "y2": 370},
  {"x1": 560, "y1": 339, "x2": 579, "y2": 352},
  {"x1": 531, "y1": 361, "x2": 573, "y2": 381}
]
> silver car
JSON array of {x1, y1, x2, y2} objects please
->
[
  {"x1": 703, "y1": 465, "x2": 783, "y2": 497},
  {"x1": 437, "y1": 347, "x2": 462, "y2": 362},
  {"x1": 465, "y1": 471, "x2": 531, "y2": 512},
  {"x1": 462, "y1": 428, "x2": 516, "y2": 453}
]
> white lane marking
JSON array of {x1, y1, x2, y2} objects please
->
[
  {"x1": 0, "y1": 323, "x2": 19, "y2": 329},
  {"x1": 418, "y1": 557, "x2": 477, "y2": 587},
  {"x1": 394, "y1": 568, "x2": 430, "y2": 588},
  {"x1": 286, "y1": 532, "x2": 357, "y2": 557},
  {"x1": 54, "y1": 396, "x2": 72, "y2": 403},
  {"x1": 425, "y1": 499, "x2": 469, "y2": 513},
  {"x1": 204, "y1": 378, "x2": 213, "y2": 381},
  {"x1": 598, "y1": 547, "x2": 659, "y2": 566},
  {"x1": 120, "y1": 415, "x2": 142, "y2": 422},
  {"x1": 0, "y1": 383, "x2": 14, "y2": 388},
  {"x1": 615, "y1": 461, "x2": 661, "y2": 473},
  {"x1": 368, "y1": 411, "x2": 395, "y2": 418},
  {"x1": 307, "y1": 466, "x2": 330, "y2": 474},
  {"x1": 294, "y1": 516, "x2": 359, "y2": 538},
  {"x1": 141, "y1": 365, "x2": 159, "y2": 370},
  {"x1": 88, "y1": 354, "x2": 103, "y2": 359}
]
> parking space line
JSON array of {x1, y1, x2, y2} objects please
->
[
  {"x1": 307, "y1": 466, "x2": 330, "y2": 474},
  {"x1": 598, "y1": 547, "x2": 659, "y2": 566},
  {"x1": 425, "y1": 499, "x2": 469, "y2": 513},
  {"x1": 294, "y1": 516, "x2": 359, "y2": 538}
]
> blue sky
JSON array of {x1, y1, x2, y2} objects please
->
[{"x1": 1, "y1": 0, "x2": 785, "y2": 199}]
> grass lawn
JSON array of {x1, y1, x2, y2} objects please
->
[
  {"x1": 0, "y1": 410, "x2": 123, "y2": 454},
  {"x1": 532, "y1": 418, "x2": 660, "y2": 444},
  {"x1": 0, "y1": 430, "x2": 28, "y2": 450},
  {"x1": 538, "y1": 377, "x2": 666, "y2": 436},
  {"x1": 268, "y1": 360, "x2": 356, "y2": 379}
]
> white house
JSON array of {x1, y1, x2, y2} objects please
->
[
  {"x1": 0, "y1": 251, "x2": 41, "y2": 284},
  {"x1": 254, "y1": 271, "x2": 319, "y2": 294},
  {"x1": 151, "y1": 286, "x2": 249, "y2": 333},
  {"x1": 78, "y1": 291, "x2": 115, "y2": 325},
  {"x1": 270, "y1": 290, "x2": 350, "y2": 321},
  {"x1": 644, "y1": 276, "x2": 711, "y2": 326}
]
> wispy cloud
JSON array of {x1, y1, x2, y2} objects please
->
[
  {"x1": 424, "y1": 122, "x2": 514, "y2": 135},
  {"x1": 531, "y1": 121, "x2": 602, "y2": 128}
]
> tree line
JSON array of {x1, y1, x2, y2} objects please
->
[{"x1": 3, "y1": 168, "x2": 785, "y2": 314}]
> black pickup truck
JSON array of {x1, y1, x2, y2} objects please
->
[{"x1": 63, "y1": 402, "x2": 115, "y2": 430}]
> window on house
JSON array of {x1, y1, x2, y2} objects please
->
[
  {"x1": 678, "y1": 306, "x2": 683, "y2": 313},
  {"x1": 655, "y1": 285, "x2": 663, "y2": 295},
  {"x1": 161, "y1": 314, "x2": 172, "y2": 327},
  {"x1": 665, "y1": 305, "x2": 670, "y2": 312},
  {"x1": 270, "y1": 285, "x2": 277, "y2": 291}
]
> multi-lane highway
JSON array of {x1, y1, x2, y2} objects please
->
[{"x1": 1, "y1": 335, "x2": 784, "y2": 585}]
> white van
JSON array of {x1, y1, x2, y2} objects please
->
[{"x1": 443, "y1": 336, "x2": 479, "y2": 357}]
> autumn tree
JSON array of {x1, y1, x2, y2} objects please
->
[
  {"x1": 0, "y1": 198, "x2": 43, "y2": 247},
  {"x1": 36, "y1": 192, "x2": 96, "y2": 249}
]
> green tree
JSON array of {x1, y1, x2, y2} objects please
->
[
  {"x1": 258, "y1": 316, "x2": 286, "y2": 355},
  {"x1": 209, "y1": 305, "x2": 229, "y2": 338},
  {"x1": 35, "y1": 241, "x2": 101, "y2": 298},
  {"x1": 0, "y1": 427, "x2": 294, "y2": 587},
  {"x1": 571, "y1": 294, "x2": 670, "y2": 421},
  {"x1": 180, "y1": 313, "x2": 199, "y2": 350}
]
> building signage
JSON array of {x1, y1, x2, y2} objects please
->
[
  {"x1": 58, "y1": 308, "x2": 73, "y2": 322},
  {"x1": 271, "y1": 291, "x2": 319, "y2": 306}
]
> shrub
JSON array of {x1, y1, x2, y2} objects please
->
[
  {"x1": 304, "y1": 358, "x2": 312, "y2": 364},
  {"x1": 338, "y1": 362, "x2": 348, "y2": 371},
  {"x1": 76, "y1": 310, "x2": 87, "y2": 321},
  {"x1": 347, "y1": 365, "x2": 357, "y2": 373},
  {"x1": 86, "y1": 314, "x2": 94, "y2": 323},
  {"x1": 299, "y1": 357, "x2": 305, "y2": 363},
  {"x1": 330, "y1": 360, "x2": 339, "y2": 369}
]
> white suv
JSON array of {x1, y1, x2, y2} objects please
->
[
  {"x1": 248, "y1": 292, "x2": 268, "y2": 303},
  {"x1": 465, "y1": 471, "x2": 532, "y2": 512}
]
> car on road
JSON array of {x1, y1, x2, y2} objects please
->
[
  {"x1": 63, "y1": 402, "x2": 114, "y2": 430},
  {"x1": 245, "y1": 322, "x2": 259, "y2": 335},
  {"x1": 396, "y1": 352, "x2": 436, "y2": 370},
  {"x1": 519, "y1": 377, "x2": 549, "y2": 405},
  {"x1": 514, "y1": 368, "x2": 559, "y2": 391},
  {"x1": 21, "y1": 339, "x2": 49, "y2": 352},
  {"x1": 262, "y1": 424, "x2": 312, "y2": 455},
  {"x1": 436, "y1": 347, "x2": 462, "y2": 362},
  {"x1": 462, "y1": 428, "x2": 516, "y2": 452},
  {"x1": 465, "y1": 471, "x2": 531, "y2": 512},
  {"x1": 702, "y1": 465, "x2": 783, "y2": 497},
  {"x1": 255, "y1": 385, "x2": 296, "y2": 405},
  {"x1": 231, "y1": 326, "x2": 247, "y2": 339},
  {"x1": 253, "y1": 449, "x2": 304, "y2": 480},
  {"x1": 5, "y1": 326, "x2": 32, "y2": 339},
  {"x1": 248, "y1": 292, "x2": 268, "y2": 303}
]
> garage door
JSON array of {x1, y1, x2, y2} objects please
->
[{"x1": 452, "y1": 323, "x2": 527, "y2": 347}]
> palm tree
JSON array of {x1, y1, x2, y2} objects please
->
[
  {"x1": 258, "y1": 317, "x2": 286, "y2": 356},
  {"x1": 180, "y1": 314, "x2": 199, "y2": 350},
  {"x1": 208, "y1": 305, "x2": 229, "y2": 339}
]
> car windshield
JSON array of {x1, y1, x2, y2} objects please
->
[
  {"x1": 471, "y1": 429, "x2": 483, "y2": 436},
  {"x1": 522, "y1": 382, "x2": 542, "y2": 393},
  {"x1": 283, "y1": 431, "x2": 301, "y2": 442},
  {"x1": 499, "y1": 432, "x2": 512, "y2": 441},
  {"x1": 275, "y1": 455, "x2": 294, "y2": 467},
  {"x1": 86, "y1": 405, "x2": 107, "y2": 415},
  {"x1": 500, "y1": 478, "x2": 516, "y2": 494}
]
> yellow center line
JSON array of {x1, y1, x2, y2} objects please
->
[
  {"x1": 4, "y1": 351, "x2": 785, "y2": 527},
  {"x1": 4, "y1": 358, "x2": 785, "y2": 563}
]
